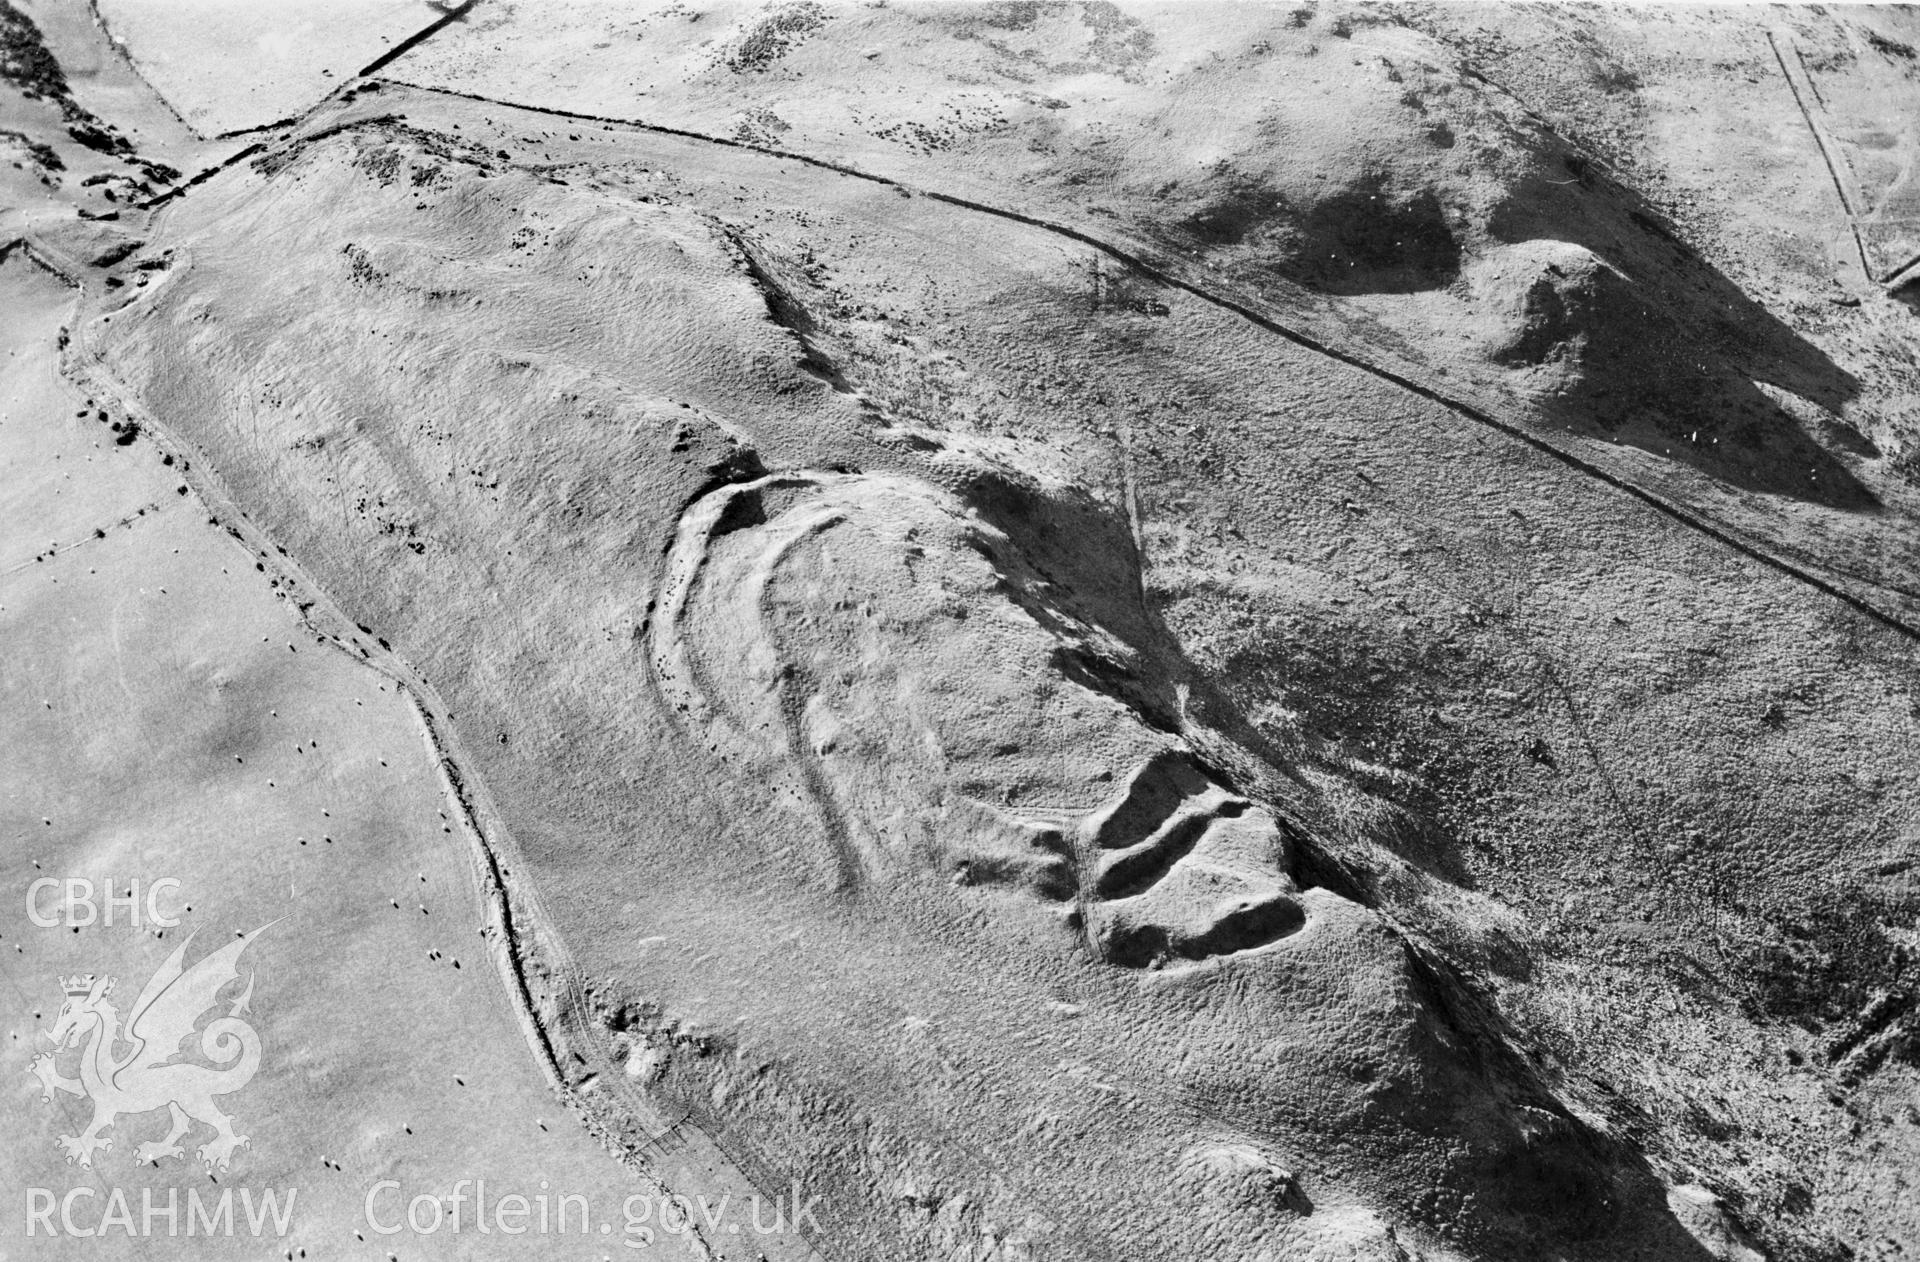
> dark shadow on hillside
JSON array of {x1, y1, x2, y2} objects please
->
[
  {"x1": 1150, "y1": 139, "x2": 1871, "y2": 509},
  {"x1": 945, "y1": 455, "x2": 1726, "y2": 1261},
  {"x1": 1173, "y1": 168, "x2": 1463, "y2": 296},
  {"x1": 1483, "y1": 156, "x2": 1874, "y2": 511},
  {"x1": 1401, "y1": 944, "x2": 1733, "y2": 1261}
]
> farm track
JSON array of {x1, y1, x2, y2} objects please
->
[
  {"x1": 99, "y1": 17, "x2": 1920, "y2": 650},
  {"x1": 169, "y1": 67, "x2": 1920, "y2": 649}
]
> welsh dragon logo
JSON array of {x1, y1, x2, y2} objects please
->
[{"x1": 29, "y1": 925, "x2": 269, "y2": 1172}]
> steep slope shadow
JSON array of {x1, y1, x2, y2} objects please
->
[
  {"x1": 1109, "y1": 15, "x2": 1874, "y2": 511},
  {"x1": 1473, "y1": 156, "x2": 1873, "y2": 510},
  {"x1": 1171, "y1": 167, "x2": 1464, "y2": 297}
]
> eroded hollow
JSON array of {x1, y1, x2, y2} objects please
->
[{"x1": 1102, "y1": 894, "x2": 1307, "y2": 969}]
